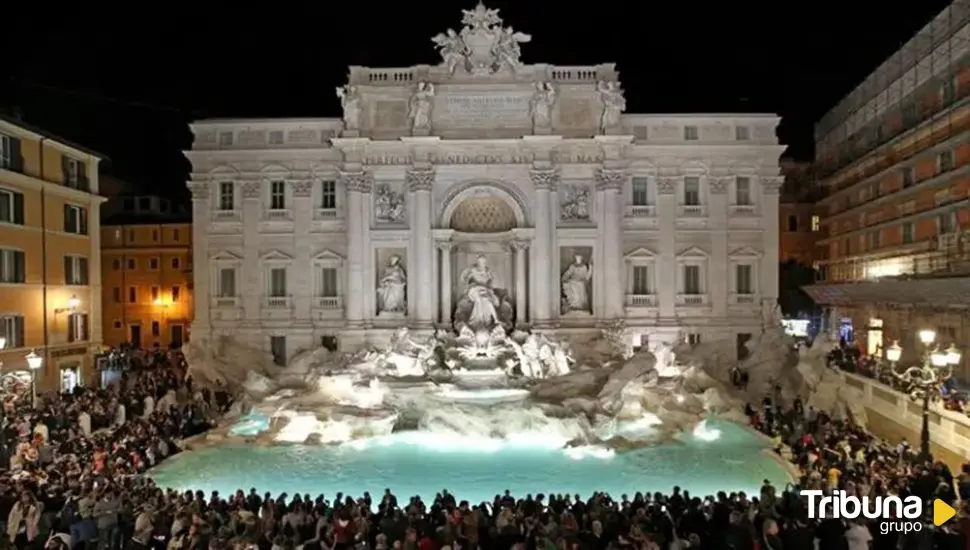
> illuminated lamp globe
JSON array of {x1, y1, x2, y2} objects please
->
[
  {"x1": 68, "y1": 295, "x2": 80, "y2": 310},
  {"x1": 25, "y1": 350, "x2": 43, "y2": 370},
  {"x1": 945, "y1": 344, "x2": 962, "y2": 366},
  {"x1": 930, "y1": 349, "x2": 948, "y2": 368},
  {"x1": 0, "y1": 336, "x2": 6, "y2": 350},
  {"x1": 919, "y1": 329, "x2": 937, "y2": 345},
  {"x1": 885, "y1": 341, "x2": 902, "y2": 363}
]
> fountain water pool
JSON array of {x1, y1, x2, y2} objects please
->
[{"x1": 154, "y1": 419, "x2": 790, "y2": 504}]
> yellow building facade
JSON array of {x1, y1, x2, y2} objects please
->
[
  {"x1": 0, "y1": 117, "x2": 105, "y2": 391},
  {"x1": 101, "y1": 222, "x2": 193, "y2": 348}
]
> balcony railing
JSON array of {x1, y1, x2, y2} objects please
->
[
  {"x1": 624, "y1": 294, "x2": 657, "y2": 307},
  {"x1": 265, "y1": 209, "x2": 292, "y2": 221},
  {"x1": 263, "y1": 296, "x2": 292, "y2": 309},
  {"x1": 729, "y1": 293, "x2": 758, "y2": 305},
  {"x1": 313, "y1": 296, "x2": 343, "y2": 310},
  {"x1": 625, "y1": 205, "x2": 656, "y2": 218},
  {"x1": 212, "y1": 297, "x2": 240, "y2": 308},
  {"x1": 676, "y1": 294, "x2": 708, "y2": 306},
  {"x1": 680, "y1": 205, "x2": 706, "y2": 217},
  {"x1": 315, "y1": 208, "x2": 339, "y2": 220},
  {"x1": 213, "y1": 210, "x2": 241, "y2": 221}
]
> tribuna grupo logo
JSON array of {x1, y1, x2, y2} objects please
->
[{"x1": 801, "y1": 490, "x2": 948, "y2": 534}]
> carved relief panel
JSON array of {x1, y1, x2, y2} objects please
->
[{"x1": 373, "y1": 182, "x2": 407, "y2": 225}]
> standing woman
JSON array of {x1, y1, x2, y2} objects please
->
[{"x1": 7, "y1": 491, "x2": 42, "y2": 548}]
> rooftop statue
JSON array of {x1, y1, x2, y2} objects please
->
[{"x1": 431, "y1": 2, "x2": 531, "y2": 75}]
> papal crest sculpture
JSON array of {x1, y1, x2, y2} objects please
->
[{"x1": 431, "y1": 2, "x2": 531, "y2": 75}]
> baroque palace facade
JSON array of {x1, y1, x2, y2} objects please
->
[{"x1": 184, "y1": 5, "x2": 785, "y2": 362}]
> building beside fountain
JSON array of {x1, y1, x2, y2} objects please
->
[{"x1": 183, "y1": 4, "x2": 785, "y2": 362}]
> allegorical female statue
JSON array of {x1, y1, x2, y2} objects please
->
[
  {"x1": 376, "y1": 255, "x2": 407, "y2": 314},
  {"x1": 454, "y1": 255, "x2": 514, "y2": 332},
  {"x1": 561, "y1": 254, "x2": 592, "y2": 313}
]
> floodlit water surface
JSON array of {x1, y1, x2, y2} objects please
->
[{"x1": 151, "y1": 419, "x2": 790, "y2": 504}]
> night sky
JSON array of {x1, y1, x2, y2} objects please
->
[{"x1": 2, "y1": 1, "x2": 954, "y2": 198}]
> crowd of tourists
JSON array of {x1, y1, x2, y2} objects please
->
[{"x1": 1, "y1": 358, "x2": 969, "y2": 550}]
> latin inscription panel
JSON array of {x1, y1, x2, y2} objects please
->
[{"x1": 434, "y1": 93, "x2": 531, "y2": 127}]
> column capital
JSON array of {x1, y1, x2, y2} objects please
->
[
  {"x1": 594, "y1": 167, "x2": 626, "y2": 191},
  {"x1": 406, "y1": 168, "x2": 435, "y2": 192},
  {"x1": 340, "y1": 171, "x2": 373, "y2": 193},
  {"x1": 187, "y1": 182, "x2": 209, "y2": 200},
  {"x1": 657, "y1": 177, "x2": 678, "y2": 195},
  {"x1": 291, "y1": 180, "x2": 313, "y2": 197},
  {"x1": 241, "y1": 181, "x2": 261, "y2": 199},
  {"x1": 761, "y1": 176, "x2": 784, "y2": 194},
  {"x1": 529, "y1": 168, "x2": 559, "y2": 190},
  {"x1": 509, "y1": 240, "x2": 530, "y2": 252},
  {"x1": 436, "y1": 241, "x2": 454, "y2": 251},
  {"x1": 708, "y1": 177, "x2": 729, "y2": 194}
]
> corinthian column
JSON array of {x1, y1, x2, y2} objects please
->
[
  {"x1": 512, "y1": 241, "x2": 529, "y2": 327},
  {"x1": 530, "y1": 169, "x2": 558, "y2": 326},
  {"x1": 341, "y1": 172, "x2": 371, "y2": 327},
  {"x1": 595, "y1": 167, "x2": 625, "y2": 319},
  {"x1": 438, "y1": 242, "x2": 453, "y2": 325},
  {"x1": 407, "y1": 168, "x2": 435, "y2": 327}
]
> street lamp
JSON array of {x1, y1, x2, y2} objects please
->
[
  {"x1": 54, "y1": 294, "x2": 80, "y2": 315},
  {"x1": 24, "y1": 350, "x2": 43, "y2": 407},
  {"x1": 888, "y1": 331, "x2": 960, "y2": 463}
]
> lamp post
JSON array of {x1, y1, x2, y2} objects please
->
[
  {"x1": 25, "y1": 350, "x2": 43, "y2": 407},
  {"x1": 886, "y1": 332, "x2": 962, "y2": 463}
]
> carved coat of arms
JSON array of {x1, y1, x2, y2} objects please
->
[{"x1": 431, "y1": 2, "x2": 531, "y2": 75}]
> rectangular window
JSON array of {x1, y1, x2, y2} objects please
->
[
  {"x1": 684, "y1": 126, "x2": 699, "y2": 141},
  {"x1": 787, "y1": 215, "x2": 798, "y2": 232},
  {"x1": 172, "y1": 228, "x2": 180, "y2": 242},
  {"x1": 0, "y1": 135, "x2": 13, "y2": 170},
  {"x1": 901, "y1": 166, "x2": 915, "y2": 188},
  {"x1": 218, "y1": 268, "x2": 236, "y2": 297},
  {"x1": 112, "y1": 259, "x2": 120, "y2": 270},
  {"x1": 128, "y1": 286, "x2": 137, "y2": 303},
  {"x1": 0, "y1": 189, "x2": 25, "y2": 225},
  {"x1": 735, "y1": 177, "x2": 751, "y2": 205},
  {"x1": 683, "y1": 177, "x2": 700, "y2": 206},
  {"x1": 683, "y1": 265, "x2": 701, "y2": 294},
  {"x1": 631, "y1": 177, "x2": 650, "y2": 206},
  {"x1": 270, "y1": 181, "x2": 286, "y2": 210},
  {"x1": 902, "y1": 222, "x2": 914, "y2": 244},
  {"x1": 632, "y1": 265, "x2": 650, "y2": 295},
  {"x1": 0, "y1": 315, "x2": 25, "y2": 348},
  {"x1": 938, "y1": 150, "x2": 954, "y2": 172},
  {"x1": 218, "y1": 182, "x2": 234, "y2": 211},
  {"x1": 172, "y1": 257, "x2": 181, "y2": 269},
  {"x1": 151, "y1": 286, "x2": 159, "y2": 302},
  {"x1": 319, "y1": 267, "x2": 338, "y2": 297},
  {"x1": 62, "y1": 156, "x2": 87, "y2": 190},
  {"x1": 151, "y1": 321, "x2": 160, "y2": 337},
  {"x1": 171, "y1": 286, "x2": 181, "y2": 302},
  {"x1": 736, "y1": 264, "x2": 753, "y2": 295},
  {"x1": 126, "y1": 258, "x2": 136, "y2": 270},
  {"x1": 271, "y1": 336, "x2": 286, "y2": 366},
  {"x1": 686, "y1": 333, "x2": 702, "y2": 345},
  {"x1": 269, "y1": 268, "x2": 287, "y2": 297},
  {"x1": 63, "y1": 205, "x2": 88, "y2": 235},
  {"x1": 319, "y1": 180, "x2": 336, "y2": 209},
  {"x1": 67, "y1": 313, "x2": 89, "y2": 343},
  {"x1": 64, "y1": 255, "x2": 89, "y2": 285},
  {"x1": 938, "y1": 212, "x2": 957, "y2": 234},
  {"x1": 113, "y1": 287, "x2": 121, "y2": 303},
  {"x1": 0, "y1": 249, "x2": 26, "y2": 283},
  {"x1": 149, "y1": 258, "x2": 159, "y2": 270},
  {"x1": 811, "y1": 215, "x2": 820, "y2": 232}
]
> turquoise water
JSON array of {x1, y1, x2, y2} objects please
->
[{"x1": 151, "y1": 419, "x2": 790, "y2": 504}]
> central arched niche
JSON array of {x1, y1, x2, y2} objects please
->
[{"x1": 449, "y1": 196, "x2": 518, "y2": 233}]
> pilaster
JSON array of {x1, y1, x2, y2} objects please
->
[
  {"x1": 529, "y1": 168, "x2": 558, "y2": 326},
  {"x1": 438, "y1": 242, "x2": 453, "y2": 325},
  {"x1": 341, "y1": 172, "x2": 370, "y2": 327},
  {"x1": 241, "y1": 181, "x2": 262, "y2": 326},
  {"x1": 512, "y1": 241, "x2": 529, "y2": 327},
  {"x1": 708, "y1": 177, "x2": 729, "y2": 318},
  {"x1": 761, "y1": 176, "x2": 782, "y2": 306},
  {"x1": 407, "y1": 168, "x2": 435, "y2": 327},
  {"x1": 595, "y1": 167, "x2": 625, "y2": 319},
  {"x1": 188, "y1": 182, "x2": 211, "y2": 338},
  {"x1": 292, "y1": 180, "x2": 313, "y2": 325},
  {"x1": 657, "y1": 177, "x2": 678, "y2": 318}
]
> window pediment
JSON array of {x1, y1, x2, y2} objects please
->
[
  {"x1": 624, "y1": 247, "x2": 658, "y2": 261},
  {"x1": 313, "y1": 249, "x2": 344, "y2": 265},
  {"x1": 729, "y1": 246, "x2": 762, "y2": 259},
  {"x1": 260, "y1": 249, "x2": 293, "y2": 262},
  {"x1": 210, "y1": 249, "x2": 243, "y2": 262},
  {"x1": 261, "y1": 164, "x2": 291, "y2": 179},
  {"x1": 676, "y1": 246, "x2": 708, "y2": 259}
]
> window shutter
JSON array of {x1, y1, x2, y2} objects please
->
[
  {"x1": 79, "y1": 208, "x2": 88, "y2": 235},
  {"x1": 9, "y1": 138, "x2": 22, "y2": 173},
  {"x1": 13, "y1": 251, "x2": 24, "y2": 283},
  {"x1": 61, "y1": 155, "x2": 69, "y2": 184},
  {"x1": 77, "y1": 162, "x2": 89, "y2": 191},
  {"x1": 68, "y1": 315, "x2": 77, "y2": 342},
  {"x1": 63, "y1": 204, "x2": 71, "y2": 232},
  {"x1": 64, "y1": 256, "x2": 73, "y2": 284},
  {"x1": 14, "y1": 316, "x2": 24, "y2": 348},
  {"x1": 82, "y1": 314, "x2": 90, "y2": 341},
  {"x1": 12, "y1": 192, "x2": 24, "y2": 225},
  {"x1": 79, "y1": 257, "x2": 89, "y2": 285}
]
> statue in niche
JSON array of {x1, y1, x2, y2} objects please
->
[
  {"x1": 409, "y1": 82, "x2": 435, "y2": 132},
  {"x1": 561, "y1": 254, "x2": 593, "y2": 313},
  {"x1": 529, "y1": 82, "x2": 556, "y2": 131},
  {"x1": 374, "y1": 184, "x2": 405, "y2": 223},
  {"x1": 454, "y1": 254, "x2": 514, "y2": 333},
  {"x1": 560, "y1": 185, "x2": 590, "y2": 220},
  {"x1": 376, "y1": 255, "x2": 407, "y2": 315},
  {"x1": 596, "y1": 80, "x2": 626, "y2": 132},
  {"x1": 335, "y1": 85, "x2": 361, "y2": 131}
]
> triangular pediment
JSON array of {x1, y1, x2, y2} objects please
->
[
  {"x1": 677, "y1": 246, "x2": 709, "y2": 259},
  {"x1": 259, "y1": 249, "x2": 294, "y2": 262},
  {"x1": 624, "y1": 247, "x2": 657, "y2": 259},
  {"x1": 313, "y1": 249, "x2": 345, "y2": 262},
  {"x1": 729, "y1": 246, "x2": 762, "y2": 259},
  {"x1": 210, "y1": 249, "x2": 242, "y2": 262}
]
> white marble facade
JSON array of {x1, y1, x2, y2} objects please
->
[{"x1": 184, "y1": 5, "x2": 785, "y2": 362}]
